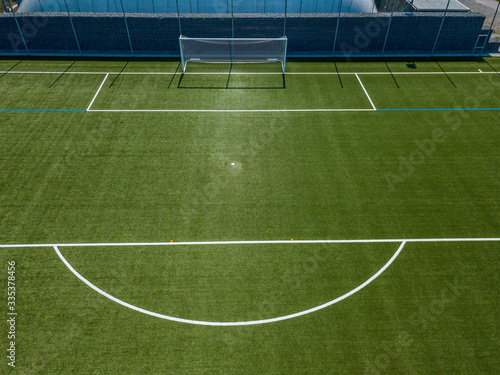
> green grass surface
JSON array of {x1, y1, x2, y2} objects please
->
[
  {"x1": 0, "y1": 58, "x2": 499, "y2": 374},
  {"x1": 0, "y1": 73, "x2": 105, "y2": 109}
]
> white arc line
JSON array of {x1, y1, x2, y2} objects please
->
[
  {"x1": 87, "y1": 73, "x2": 108, "y2": 111},
  {"x1": 356, "y1": 73, "x2": 377, "y2": 111},
  {"x1": 53, "y1": 241, "x2": 406, "y2": 326}
]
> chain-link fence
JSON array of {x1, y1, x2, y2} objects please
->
[{"x1": 0, "y1": 0, "x2": 498, "y2": 56}]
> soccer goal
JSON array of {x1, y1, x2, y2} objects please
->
[{"x1": 179, "y1": 36, "x2": 288, "y2": 73}]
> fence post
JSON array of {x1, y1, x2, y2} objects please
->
[
  {"x1": 284, "y1": 0, "x2": 288, "y2": 36},
  {"x1": 332, "y1": 0, "x2": 343, "y2": 56},
  {"x1": 63, "y1": 0, "x2": 81, "y2": 54},
  {"x1": 382, "y1": 0, "x2": 399, "y2": 55},
  {"x1": 175, "y1": 0, "x2": 182, "y2": 35},
  {"x1": 6, "y1": 0, "x2": 29, "y2": 53},
  {"x1": 431, "y1": 0, "x2": 452, "y2": 55},
  {"x1": 480, "y1": 0, "x2": 500, "y2": 54},
  {"x1": 231, "y1": 0, "x2": 234, "y2": 38},
  {"x1": 118, "y1": 0, "x2": 134, "y2": 55}
]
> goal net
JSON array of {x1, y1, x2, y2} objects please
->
[{"x1": 179, "y1": 36, "x2": 288, "y2": 73}]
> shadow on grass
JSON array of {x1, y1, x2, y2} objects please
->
[
  {"x1": 385, "y1": 62, "x2": 400, "y2": 88},
  {"x1": 108, "y1": 61, "x2": 129, "y2": 88},
  {"x1": 0, "y1": 60, "x2": 22, "y2": 80},
  {"x1": 167, "y1": 62, "x2": 181, "y2": 89},
  {"x1": 484, "y1": 58, "x2": 500, "y2": 75},
  {"x1": 334, "y1": 62, "x2": 343, "y2": 88},
  {"x1": 48, "y1": 61, "x2": 76, "y2": 88},
  {"x1": 437, "y1": 62, "x2": 457, "y2": 88},
  {"x1": 177, "y1": 69, "x2": 286, "y2": 90}
]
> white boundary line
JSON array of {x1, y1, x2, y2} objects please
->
[
  {"x1": 87, "y1": 108, "x2": 374, "y2": 113},
  {"x1": 0, "y1": 237, "x2": 499, "y2": 248},
  {"x1": 1, "y1": 70, "x2": 499, "y2": 76},
  {"x1": 86, "y1": 73, "x2": 108, "y2": 111},
  {"x1": 53, "y1": 241, "x2": 406, "y2": 326},
  {"x1": 356, "y1": 73, "x2": 377, "y2": 111}
]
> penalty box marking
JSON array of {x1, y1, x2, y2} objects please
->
[
  {"x1": 3, "y1": 70, "x2": 496, "y2": 113},
  {"x1": 355, "y1": 73, "x2": 377, "y2": 111},
  {"x1": 86, "y1": 73, "x2": 108, "y2": 111}
]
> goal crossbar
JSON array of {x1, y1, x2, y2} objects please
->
[{"x1": 179, "y1": 36, "x2": 288, "y2": 73}]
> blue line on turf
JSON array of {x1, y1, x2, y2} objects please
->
[
  {"x1": 379, "y1": 108, "x2": 500, "y2": 111},
  {"x1": 0, "y1": 109, "x2": 85, "y2": 112}
]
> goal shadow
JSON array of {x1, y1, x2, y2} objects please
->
[{"x1": 177, "y1": 64, "x2": 286, "y2": 90}]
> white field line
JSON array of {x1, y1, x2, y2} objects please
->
[
  {"x1": 355, "y1": 73, "x2": 377, "y2": 111},
  {"x1": 87, "y1": 108, "x2": 374, "y2": 113},
  {"x1": 0, "y1": 70, "x2": 499, "y2": 76},
  {"x1": 176, "y1": 71, "x2": 500, "y2": 75},
  {"x1": 86, "y1": 73, "x2": 108, "y2": 111},
  {"x1": 1, "y1": 237, "x2": 499, "y2": 248},
  {"x1": 53, "y1": 241, "x2": 406, "y2": 326}
]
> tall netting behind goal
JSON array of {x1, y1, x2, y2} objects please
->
[{"x1": 179, "y1": 37, "x2": 288, "y2": 73}]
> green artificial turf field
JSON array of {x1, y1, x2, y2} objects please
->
[{"x1": 0, "y1": 58, "x2": 499, "y2": 374}]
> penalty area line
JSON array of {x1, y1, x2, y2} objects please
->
[
  {"x1": 355, "y1": 73, "x2": 377, "y2": 111},
  {"x1": 87, "y1": 73, "x2": 108, "y2": 112},
  {"x1": 1, "y1": 237, "x2": 499, "y2": 248}
]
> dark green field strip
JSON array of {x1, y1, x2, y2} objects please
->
[
  {"x1": 2, "y1": 59, "x2": 499, "y2": 75},
  {"x1": 90, "y1": 72, "x2": 371, "y2": 110},
  {"x1": 0, "y1": 73, "x2": 105, "y2": 110},
  {"x1": 0, "y1": 59, "x2": 177, "y2": 73},
  {"x1": 1, "y1": 110, "x2": 498, "y2": 246},
  {"x1": 361, "y1": 72, "x2": 500, "y2": 109},
  {"x1": 59, "y1": 243, "x2": 396, "y2": 322},
  {"x1": 1, "y1": 241, "x2": 498, "y2": 374},
  {"x1": 285, "y1": 60, "x2": 500, "y2": 74}
]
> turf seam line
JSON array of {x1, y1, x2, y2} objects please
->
[
  {"x1": 1, "y1": 237, "x2": 499, "y2": 248},
  {"x1": 86, "y1": 73, "x2": 108, "y2": 111},
  {"x1": 52, "y1": 241, "x2": 406, "y2": 326},
  {"x1": 355, "y1": 73, "x2": 377, "y2": 111}
]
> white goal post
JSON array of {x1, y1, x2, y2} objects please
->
[{"x1": 179, "y1": 36, "x2": 288, "y2": 73}]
